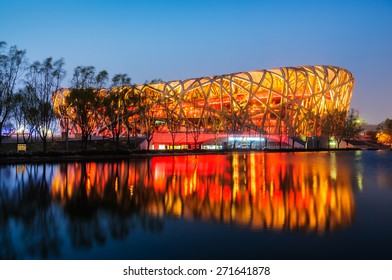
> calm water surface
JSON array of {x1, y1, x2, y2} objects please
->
[{"x1": 1, "y1": 150, "x2": 392, "y2": 259}]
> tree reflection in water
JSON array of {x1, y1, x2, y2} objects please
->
[
  {"x1": 0, "y1": 164, "x2": 60, "y2": 259},
  {"x1": 1, "y1": 152, "x2": 358, "y2": 259}
]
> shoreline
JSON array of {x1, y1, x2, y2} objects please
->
[{"x1": 0, "y1": 147, "x2": 377, "y2": 165}]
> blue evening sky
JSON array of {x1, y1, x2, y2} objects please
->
[{"x1": 1, "y1": 0, "x2": 391, "y2": 124}]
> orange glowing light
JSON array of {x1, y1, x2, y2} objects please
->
[
  {"x1": 53, "y1": 66, "x2": 354, "y2": 144},
  {"x1": 50, "y1": 152, "x2": 355, "y2": 233}
]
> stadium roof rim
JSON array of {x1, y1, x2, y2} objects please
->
[{"x1": 147, "y1": 65, "x2": 353, "y2": 86}]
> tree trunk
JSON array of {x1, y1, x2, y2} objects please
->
[
  {"x1": 43, "y1": 137, "x2": 47, "y2": 153},
  {"x1": 82, "y1": 133, "x2": 88, "y2": 151},
  {"x1": 65, "y1": 131, "x2": 69, "y2": 152},
  {"x1": 147, "y1": 139, "x2": 151, "y2": 151},
  {"x1": 279, "y1": 136, "x2": 282, "y2": 150},
  {"x1": 65, "y1": 119, "x2": 69, "y2": 152}
]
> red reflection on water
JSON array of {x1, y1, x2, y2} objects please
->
[{"x1": 51, "y1": 152, "x2": 354, "y2": 233}]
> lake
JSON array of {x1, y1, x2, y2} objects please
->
[{"x1": 1, "y1": 150, "x2": 392, "y2": 259}]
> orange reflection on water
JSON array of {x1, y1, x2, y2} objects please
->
[{"x1": 51, "y1": 152, "x2": 355, "y2": 233}]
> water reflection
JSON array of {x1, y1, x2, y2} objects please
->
[
  {"x1": 0, "y1": 164, "x2": 60, "y2": 259},
  {"x1": 0, "y1": 152, "x2": 363, "y2": 259},
  {"x1": 50, "y1": 152, "x2": 355, "y2": 234}
]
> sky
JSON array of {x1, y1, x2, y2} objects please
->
[{"x1": 1, "y1": 0, "x2": 391, "y2": 124}]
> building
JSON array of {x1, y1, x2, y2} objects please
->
[{"x1": 53, "y1": 65, "x2": 354, "y2": 150}]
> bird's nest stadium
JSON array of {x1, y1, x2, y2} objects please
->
[{"x1": 53, "y1": 65, "x2": 354, "y2": 150}]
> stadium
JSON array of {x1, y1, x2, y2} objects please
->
[{"x1": 53, "y1": 65, "x2": 354, "y2": 150}]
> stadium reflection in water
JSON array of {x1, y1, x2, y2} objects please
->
[
  {"x1": 9, "y1": 151, "x2": 386, "y2": 259},
  {"x1": 50, "y1": 152, "x2": 355, "y2": 234}
]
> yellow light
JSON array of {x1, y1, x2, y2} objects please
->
[
  {"x1": 53, "y1": 66, "x2": 354, "y2": 140},
  {"x1": 129, "y1": 185, "x2": 134, "y2": 197}
]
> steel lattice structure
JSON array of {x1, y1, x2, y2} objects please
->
[{"x1": 53, "y1": 65, "x2": 354, "y2": 138}]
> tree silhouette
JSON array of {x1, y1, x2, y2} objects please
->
[
  {"x1": 376, "y1": 118, "x2": 392, "y2": 147},
  {"x1": 0, "y1": 42, "x2": 26, "y2": 145},
  {"x1": 23, "y1": 58, "x2": 66, "y2": 152}
]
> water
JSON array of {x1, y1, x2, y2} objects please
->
[{"x1": 1, "y1": 150, "x2": 392, "y2": 260}]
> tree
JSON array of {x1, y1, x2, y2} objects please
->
[
  {"x1": 210, "y1": 111, "x2": 227, "y2": 148},
  {"x1": 376, "y1": 118, "x2": 392, "y2": 147},
  {"x1": 166, "y1": 113, "x2": 182, "y2": 150},
  {"x1": 66, "y1": 88, "x2": 99, "y2": 150},
  {"x1": 122, "y1": 86, "x2": 139, "y2": 146},
  {"x1": 138, "y1": 85, "x2": 162, "y2": 150},
  {"x1": 11, "y1": 92, "x2": 35, "y2": 143},
  {"x1": 101, "y1": 74, "x2": 133, "y2": 150},
  {"x1": 24, "y1": 57, "x2": 66, "y2": 152},
  {"x1": 95, "y1": 70, "x2": 109, "y2": 90},
  {"x1": 186, "y1": 88, "x2": 208, "y2": 150},
  {"x1": 53, "y1": 91, "x2": 71, "y2": 151},
  {"x1": 321, "y1": 109, "x2": 346, "y2": 149},
  {"x1": 227, "y1": 87, "x2": 249, "y2": 147},
  {"x1": 101, "y1": 88, "x2": 125, "y2": 149},
  {"x1": 305, "y1": 111, "x2": 322, "y2": 149},
  {"x1": 92, "y1": 70, "x2": 109, "y2": 139},
  {"x1": 342, "y1": 109, "x2": 365, "y2": 147},
  {"x1": 112, "y1": 74, "x2": 131, "y2": 87},
  {"x1": 164, "y1": 90, "x2": 182, "y2": 150},
  {"x1": 11, "y1": 92, "x2": 26, "y2": 143},
  {"x1": 66, "y1": 66, "x2": 105, "y2": 150},
  {"x1": 283, "y1": 103, "x2": 304, "y2": 150},
  {"x1": 0, "y1": 42, "x2": 26, "y2": 145},
  {"x1": 275, "y1": 110, "x2": 288, "y2": 150},
  {"x1": 71, "y1": 66, "x2": 95, "y2": 89}
]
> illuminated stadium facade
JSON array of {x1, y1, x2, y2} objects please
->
[{"x1": 53, "y1": 65, "x2": 354, "y2": 150}]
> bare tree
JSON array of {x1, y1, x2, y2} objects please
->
[
  {"x1": 0, "y1": 42, "x2": 26, "y2": 145},
  {"x1": 24, "y1": 57, "x2": 66, "y2": 152},
  {"x1": 11, "y1": 92, "x2": 34, "y2": 143}
]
